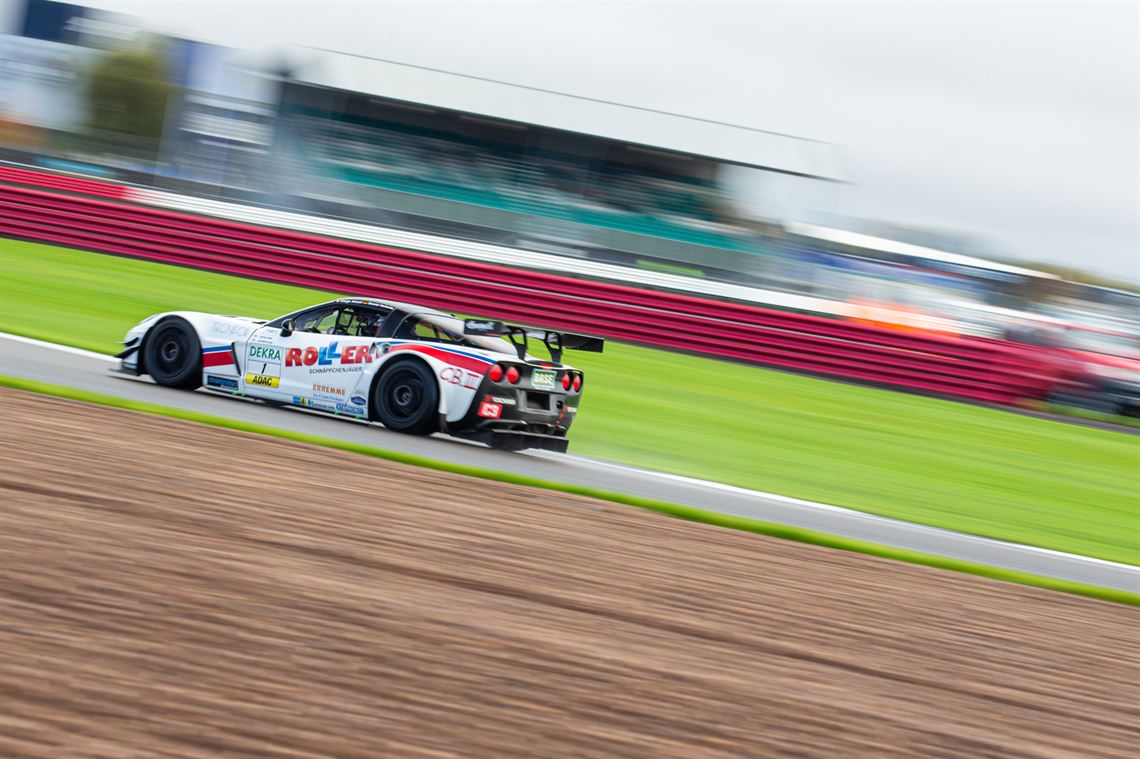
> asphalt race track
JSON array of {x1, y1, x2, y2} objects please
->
[{"x1": 2, "y1": 333, "x2": 1136, "y2": 592}]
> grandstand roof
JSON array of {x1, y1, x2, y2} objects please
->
[
  {"x1": 276, "y1": 47, "x2": 845, "y2": 181},
  {"x1": 784, "y1": 222, "x2": 1059, "y2": 280}
]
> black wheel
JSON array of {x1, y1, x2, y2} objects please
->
[
  {"x1": 143, "y1": 318, "x2": 202, "y2": 389},
  {"x1": 373, "y1": 360, "x2": 438, "y2": 435}
]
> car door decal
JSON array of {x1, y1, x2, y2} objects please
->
[
  {"x1": 278, "y1": 336, "x2": 376, "y2": 413},
  {"x1": 244, "y1": 343, "x2": 284, "y2": 388}
]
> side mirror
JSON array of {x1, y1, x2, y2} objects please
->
[{"x1": 280, "y1": 318, "x2": 295, "y2": 337}]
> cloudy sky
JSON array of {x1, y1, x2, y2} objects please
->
[{"x1": 14, "y1": 0, "x2": 1139, "y2": 283}]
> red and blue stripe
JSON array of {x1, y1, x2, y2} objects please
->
[
  {"x1": 202, "y1": 345, "x2": 235, "y2": 368},
  {"x1": 386, "y1": 341, "x2": 497, "y2": 373}
]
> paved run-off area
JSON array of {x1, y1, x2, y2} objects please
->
[
  {"x1": 1, "y1": 389, "x2": 1137, "y2": 758},
  {"x1": 1, "y1": 237, "x2": 1138, "y2": 565}
]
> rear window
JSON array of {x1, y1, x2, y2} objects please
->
[{"x1": 397, "y1": 313, "x2": 515, "y2": 355}]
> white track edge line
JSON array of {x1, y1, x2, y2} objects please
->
[
  {"x1": 3, "y1": 332, "x2": 1136, "y2": 576},
  {"x1": 565, "y1": 455, "x2": 1137, "y2": 571},
  {"x1": 0, "y1": 332, "x2": 117, "y2": 362}
]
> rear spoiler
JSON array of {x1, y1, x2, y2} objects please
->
[{"x1": 464, "y1": 319, "x2": 604, "y2": 363}]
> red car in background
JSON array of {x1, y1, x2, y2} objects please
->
[{"x1": 1031, "y1": 325, "x2": 1140, "y2": 417}]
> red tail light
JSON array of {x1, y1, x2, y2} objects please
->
[
  {"x1": 572, "y1": 374, "x2": 582, "y2": 392},
  {"x1": 505, "y1": 366, "x2": 521, "y2": 384},
  {"x1": 488, "y1": 364, "x2": 504, "y2": 382},
  {"x1": 561, "y1": 373, "x2": 572, "y2": 390}
]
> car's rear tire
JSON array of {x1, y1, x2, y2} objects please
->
[
  {"x1": 144, "y1": 318, "x2": 202, "y2": 389},
  {"x1": 373, "y1": 360, "x2": 438, "y2": 435}
]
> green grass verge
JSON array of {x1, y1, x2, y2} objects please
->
[
  {"x1": 635, "y1": 258, "x2": 706, "y2": 278},
  {"x1": 3, "y1": 374, "x2": 1135, "y2": 606},
  {"x1": 1041, "y1": 402, "x2": 1140, "y2": 430},
  {"x1": 0, "y1": 237, "x2": 338, "y2": 353},
  {"x1": 2, "y1": 237, "x2": 1138, "y2": 565}
]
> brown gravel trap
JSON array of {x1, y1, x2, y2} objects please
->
[{"x1": 1, "y1": 388, "x2": 1137, "y2": 758}]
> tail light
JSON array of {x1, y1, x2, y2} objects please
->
[
  {"x1": 561, "y1": 373, "x2": 572, "y2": 390},
  {"x1": 505, "y1": 366, "x2": 521, "y2": 384},
  {"x1": 488, "y1": 364, "x2": 504, "y2": 382},
  {"x1": 572, "y1": 373, "x2": 582, "y2": 392}
]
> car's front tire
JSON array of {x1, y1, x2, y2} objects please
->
[
  {"x1": 144, "y1": 318, "x2": 202, "y2": 389},
  {"x1": 373, "y1": 360, "x2": 438, "y2": 435}
]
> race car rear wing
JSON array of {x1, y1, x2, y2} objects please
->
[{"x1": 464, "y1": 319, "x2": 604, "y2": 363}]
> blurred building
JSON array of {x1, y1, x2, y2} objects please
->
[
  {"x1": 0, "y1": 0, "x2": 130, "y2": 165},
  {"x1": 1, "y1": 0, "x2": 1135, "y2": 338},
  {"x1": 263, "y1": 48, "x2": 846, "y2": 284}
]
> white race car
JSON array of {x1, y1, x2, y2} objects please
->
[{"x1": 116, "y1": 297, "x2": 603, "y2": 452}]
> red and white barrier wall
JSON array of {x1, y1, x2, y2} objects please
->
[{"x1": 0, "y1": 167, "x2": 1059, "y2": 404}]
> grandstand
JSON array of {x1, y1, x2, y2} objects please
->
[
  {"x1": 776, "y1": 221, "x2": 1059, "y2": 306},
  {"x1": 265, "y1": 49, "x2": 845, "y2": 279},
  {"x1": 9, "y1": 6, "x2": 1108, "y2": 323}
]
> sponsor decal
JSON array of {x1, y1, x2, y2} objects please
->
[
  {"x1": 285, "y1": 342, "x2": 373, "y2": 368},
  {"x1": 245, "y1": 373, "x2": 280, "y2": 388},
  {"x1": 247, "y1": 344, "x2": 282, "y2": 377},
  {"x1": 463, "y1": 319, "x2": 504, "y2": 335},
  {"x1": 335, "y1": 403, "x2": 366, "y2": 416},
  {"x1": 206, "y1": 375, "x2": 238, "y2": 390},
  {"x1": 485, "y1": 394, "x2": 517, "y2": 406},
  {"x1": 439, "y1": 366, "x2": 481, "y2": 390},
  {"x1": 477, "y1": 402, "x2": 503, "y2": 419},
  {"x1": 531, "y1": 368, "x2": 556, "y2": 390},
  {"x1": 249, "y1": 345, "x2": 282, "y2": 361},
  {"x1": 312, "y1": 384, "x2": 346, "y2": 396},
  {"x1": 308, "y1": 366, "x2": 360, "y2": 374},
  {"x1": 210, "y1": 321, "x2": 251, "y2": 337},
  {"x1": 350, "y1": 395, "x2": 367, "y2": 406},
  {"x1": 289, "y1": 396, "x2": 362, "y2": 415},
  {"x1": 564, "y1": 406, "x2": 578, "y2": 413}
]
